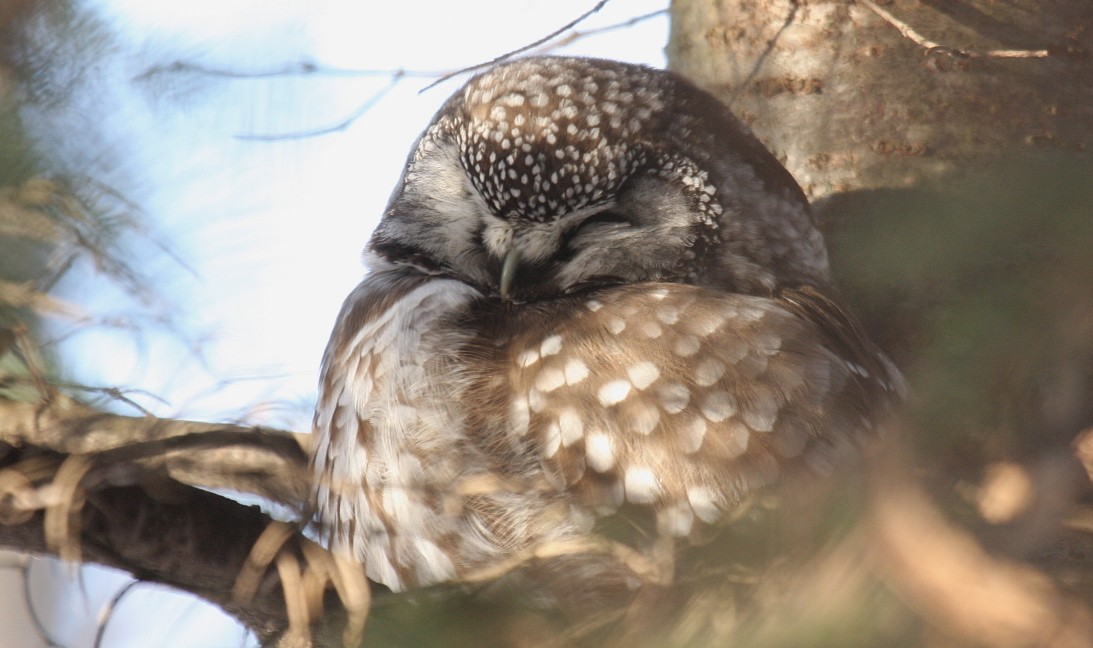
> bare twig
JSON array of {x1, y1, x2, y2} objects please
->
[
  {"x1": 235, "y1": 76, "x2": 402, "y2": 141},
  {"x1": 93, "y1": 579, "x2": 142, "y2": 648},
  {"x1": 422, "y1": 0, "x2": 613, "y2": 92},
  {"x1": 735, "y1": 0, "x2": 799, "y2": 103},
  {"x1": 62, "y1": 384, "x2": 170, "y2": 417},
  {"x1": 141, "y1": 3, "x2": 660, "y2": 143},
  {"x1": 528, "y1": 8, "x2": 668, "y2": 54},
  {"x1": 11, "y1": 324, "x2": 54, "y2": 400},
  {"x1": 860, "y1": 0, "x2": 1050, "y2": 59},
  {"x1": 20, "y1": 558, "x2": 66, "y2": 648},
  {"x1": 0, "y1": 279, "x2": 91, "y2": 321},
  {"x1": 135, "y1": 59, "x2": 442, "y2": 82}
]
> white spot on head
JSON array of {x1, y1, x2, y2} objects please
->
[
  {"x1": 624, "y1": 466, "x2": 661, "y2": 504},
  {"x1": 540, "y1": 335, "x2": 563, "y2": 356},
  {"x1": 563, "y1": 358, "x2": 589, "y2": 385},
  {"x1": 585, "y1": 432, "x2": 616, "y2": 472},
  {"x1": 598, "y1": 379, "x2": 632, "y2": 406},
  {"x1": 701, "y1": 391, "x2": 737, "y2": 422},
  {"x1": 586, "y1": 299, "x2": 604, "y2": 312},
  {"x1": 687, "y1": 485, "x2": 723, "y2": 523},
  {"x1": 694, "y1": 358, "x2": 727, "y2": 387},
  {"x1": 626, "y1": 361, "x2": 660, "y2": 390},
  {"x1": 558, "y1": 408, "x2": 585, "y2": 446}
]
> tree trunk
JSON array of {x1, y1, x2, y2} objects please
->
[{"x1": 667, "y1": 0, "x2": 1093, "y2": 199}]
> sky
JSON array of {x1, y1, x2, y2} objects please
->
[
  {"x1": 53, "y1": 0, "x2": 669, "y2": 432},
  {"x1": 16, "y1": 1, "x2": 670, "y2": 646}
]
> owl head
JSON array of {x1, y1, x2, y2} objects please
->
[{"x1": 369, "y1": 56, "x2": 830, "y2": 300}]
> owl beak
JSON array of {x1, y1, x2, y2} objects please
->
[{"x1": 499, "y1": 248, "x2": 520, "y2": 299}]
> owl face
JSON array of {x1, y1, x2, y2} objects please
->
[{"x1": 369, "y1": 57, "x2": 831, "y2": 300}]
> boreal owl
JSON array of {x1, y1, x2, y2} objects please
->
[{"x1": 310, "y1": 56, "x2": 902, "y2": 595}]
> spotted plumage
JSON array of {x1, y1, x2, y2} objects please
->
[{"x1": 310, "y1": 56, "x2": 901, "y2": 594}]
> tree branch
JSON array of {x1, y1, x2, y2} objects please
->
[
  {"x1": 0, "y1": 397, "x2": 367, "y2": 646},
  {"x1": 0, "y1": 397, "x2": 310, "y2": 506}
]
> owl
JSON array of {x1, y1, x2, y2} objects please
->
[{"x1": 310, "y1": 56, "x2": 902, "y2": 596}]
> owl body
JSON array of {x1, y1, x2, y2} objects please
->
[{"x1": 311, "y1": 57, "x2": 901, "y2": 592}]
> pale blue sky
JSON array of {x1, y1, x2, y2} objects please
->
[{"x1": 54, "y1": 0, "x2": 669, "y2": 432}]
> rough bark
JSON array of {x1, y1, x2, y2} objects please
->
[{"x1": 667, "y1": 0, "x2": 1093, "y2": 199}]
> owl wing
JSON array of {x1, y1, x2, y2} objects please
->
[
  {"x1": 499, "y1": 282, "x2": 902, "y2": 537},
  {"x1": 310, "y1": 267, "x2": 487, "y2": 588}
]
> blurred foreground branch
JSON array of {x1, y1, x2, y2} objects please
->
[{"x1": 869, "y1": 439, "x2": 1093, "y2": 648}]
